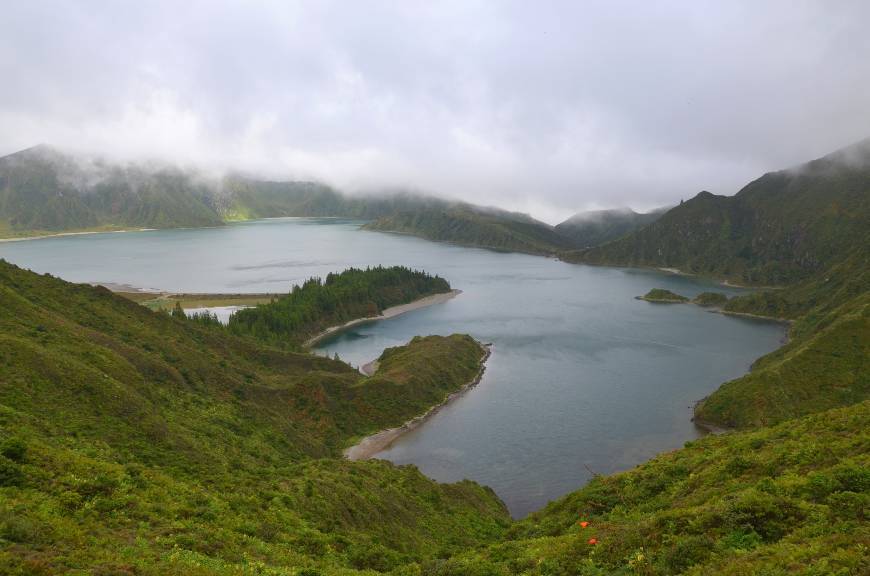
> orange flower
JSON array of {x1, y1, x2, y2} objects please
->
[
  {"x1": 588, "y1": 538, "x2": 598, "y2": 545},
  {"x1": 579, "y1": 521, "x2": 589, "y2": 528}
]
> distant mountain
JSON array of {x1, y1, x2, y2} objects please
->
[
  {"x1": 0, "y1": 145, "x2": 224, "y2": 235},
  {"x1": 564, "y1": 139, "x2": 870, "y2": 285},
  {"x1": 220, "y1": 175, "x2": 451, "y2": 221},
  {"x1": 0, "y1": 146, "x2": 565, "y2": 257},
  {"x1": 362, "y1": 205, "x2": 573, "y2": 255},
  {"x1": 554, "y1": 206, "x2": 668, "y2": 248}
]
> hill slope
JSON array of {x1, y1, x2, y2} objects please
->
[
  {"x1": 0, "y1": 146, "x2": 224, "y2": 236},
  {"x1": 0, "y1": 260, "x2": 509, "y2": 574},
  {"x1": 565, "y1": 139, "x2": 870, "y2": 285},
  {"x1": 554, "y1": 207, "x2": 667, "y2": 248},
  {"x1": 691, "y1": 246, "x2": 870, "y2": 429},
  {"x1": 362, "y1": 206, "x2": 572, "y2": 255},
  {"x1": 0, "y1": 146, "x2": 565, "y2": 258}
]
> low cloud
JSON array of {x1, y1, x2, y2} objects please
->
[{"x1": 2, "y1": 1, "x2": 869, "y2": 223}]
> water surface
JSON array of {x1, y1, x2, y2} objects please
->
[{"x1": 0, "y1": 219, "x2": 785, "y2": 517}]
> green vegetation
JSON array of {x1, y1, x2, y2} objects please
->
[
  {"x1": 693, "y1": 292, "x2": 729, "y2": 307},
  {"x1": 227, "y1": 266, "x2": 450, "y2": 347},
  {"x1": 440, "y1": 401, "x2": 869, "y2": 575},
  {"x1": 362, "y1": 207, "x2": 572, "y2": 255},
  {"x1": 1, "y1": 254, "x2": 868, "y2": 574},
  {"x1": 637, "y1": 288, "x2": 689, "y2": 303},
  {"x1": 554, "y1": 207, "x2": 667, "y2": 249},
  {"x1": 0, "y1": 260, "x2": 508, "y2": 574},
  {"x1": 565, "y1": 138, "x2": 870, "y2": 286},
  {"x1": 695, "y1": 257, "x2": 869, "y2": 429},
  {"x1": 221, "y1": 176, "x2": 449, "y2": 221}
]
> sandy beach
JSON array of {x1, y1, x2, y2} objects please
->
[
  {"x1": 344, "y1": 342, "x2": 491, "y2": 461},
  {"x1": 303, "y1": 289, "x2": 462, "y2": 348},
  {"x1": 0, "y1": 227, "x2": 157, "y2": 243}
]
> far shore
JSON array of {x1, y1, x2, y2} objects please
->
[
  {"x1": 0, "y1": 227, "x2": 158, "y2": 243},
  {"x1": 303, "y1": 289, "x2": 462, "y2": 348},
  {"x1": 344, "y1": 342, "x2": 492, "y2": 461}
]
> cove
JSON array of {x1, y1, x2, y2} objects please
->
[{"x1": 0, "y1": 218, "x2": 786, "y2": 517}]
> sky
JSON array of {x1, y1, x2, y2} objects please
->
[{"x1": 2, "y1": 1, "x2": 869, "y2": 223}]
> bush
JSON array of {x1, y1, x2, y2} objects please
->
[
  {"x1": 0, "y1": 455, "x2": 23, "y2": 487},
  {"x1": 0, "y1": 437, "x2": 26, "y2": 463}
]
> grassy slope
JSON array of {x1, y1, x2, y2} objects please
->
[
  {"x1": 438, "y1": 402, "x2": 868, "y2": 575},
  {"x1": 697, "y1": 292, "x2": 868, "y2": 429},
  {"x1": 362, "y1": 207, "x2": 571, "y2": 256},
  {"x1": 0, "y1": 261, "x2": 508, "y2": 574},
  {"x1": 693, "y1": 249, "x2": 870, "y2": 429}
]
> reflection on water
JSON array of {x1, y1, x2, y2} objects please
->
[{"x1": 0, "y1": 218, "x2": 786, "y2": 517}]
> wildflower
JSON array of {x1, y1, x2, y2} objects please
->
[
  {"x1": 588, "y1": 538, "x2": 598, "y2": 545},
  {"x1": 579, "y1": 521, "x2": 589, "y2": 528}
]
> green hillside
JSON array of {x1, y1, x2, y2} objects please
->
[
  {"x1": 693, "y1": 247, "x2": 870, "y2": 429},
  {"x1": 221, "y1": 176, "x2": 449, "y2": 221},
  {"x1": 564, "y1": 139, "x2": 870, "y2": 286},
  {"x1": 554, "y1": 207, "x2": 667, "y2": 248},
  {"x1": 362, "y1": 206, "x2": 572, "y2": 255},
  {"x1": 0, "y1": 260, "x2": 508, "y2": 574},
  {"x1": 0, "y1": 146, "x2": 566, "y2": 257},
  {"x1": 0, "y1": 146, "x2": 223, "y2": 236}
]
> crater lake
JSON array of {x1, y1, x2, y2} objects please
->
[{"x1": 0, "y1": 218, "x2": 786, "y2": 517}]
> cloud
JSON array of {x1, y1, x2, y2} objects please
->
[{"x1": 2, "y1": 0, "x2": 870, "y2": 223}]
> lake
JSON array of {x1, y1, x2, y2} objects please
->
[{"x1": 0, "y1": 218, "x2": 786, "y2": 517}]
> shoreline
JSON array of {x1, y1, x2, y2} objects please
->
[
  {"x1": 303, "y1": 289, "x2": 462, "y2": 348},
  {"x1": 344, "y1": 342, "x2": 492, "y2": 461},
  {"x1": 0, "y1": 227, "x2": 158, "y2": 243}
]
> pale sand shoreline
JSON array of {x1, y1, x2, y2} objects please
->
[
  {"x1": 0, "y1": 227, "x2": 157, "y2": 243},
  {"x1": 303, "y1": 289, "x2": 462, "y2": 348},
  {"x1": 344, "y1": 342, "x2": 492, "y2": 461}
]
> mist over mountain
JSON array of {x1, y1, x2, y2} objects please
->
[
  {"x1": 5, "y1": 2, "x2": 870, "y2": 220},
  {"x1": 554, "y1": 207, "x2": 669, "y2": 248},
  {"x1": 0, "y1": 145, "x2": 569, "y2": 254}
]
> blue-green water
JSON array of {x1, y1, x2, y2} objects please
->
[{"x1": 0, "y1": 218, "x2": 786, "y2": 517}]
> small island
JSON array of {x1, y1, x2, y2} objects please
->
[
  {"x1": 636, "y1": 288, "x2": 690, "y2": 303},
  {"x1": 692, "y1": 291, "x2": 729, "y2": 307}
]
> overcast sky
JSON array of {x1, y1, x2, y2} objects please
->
[{"x1": 2, "y1": 1, "x2": 869, "y2": 222}]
